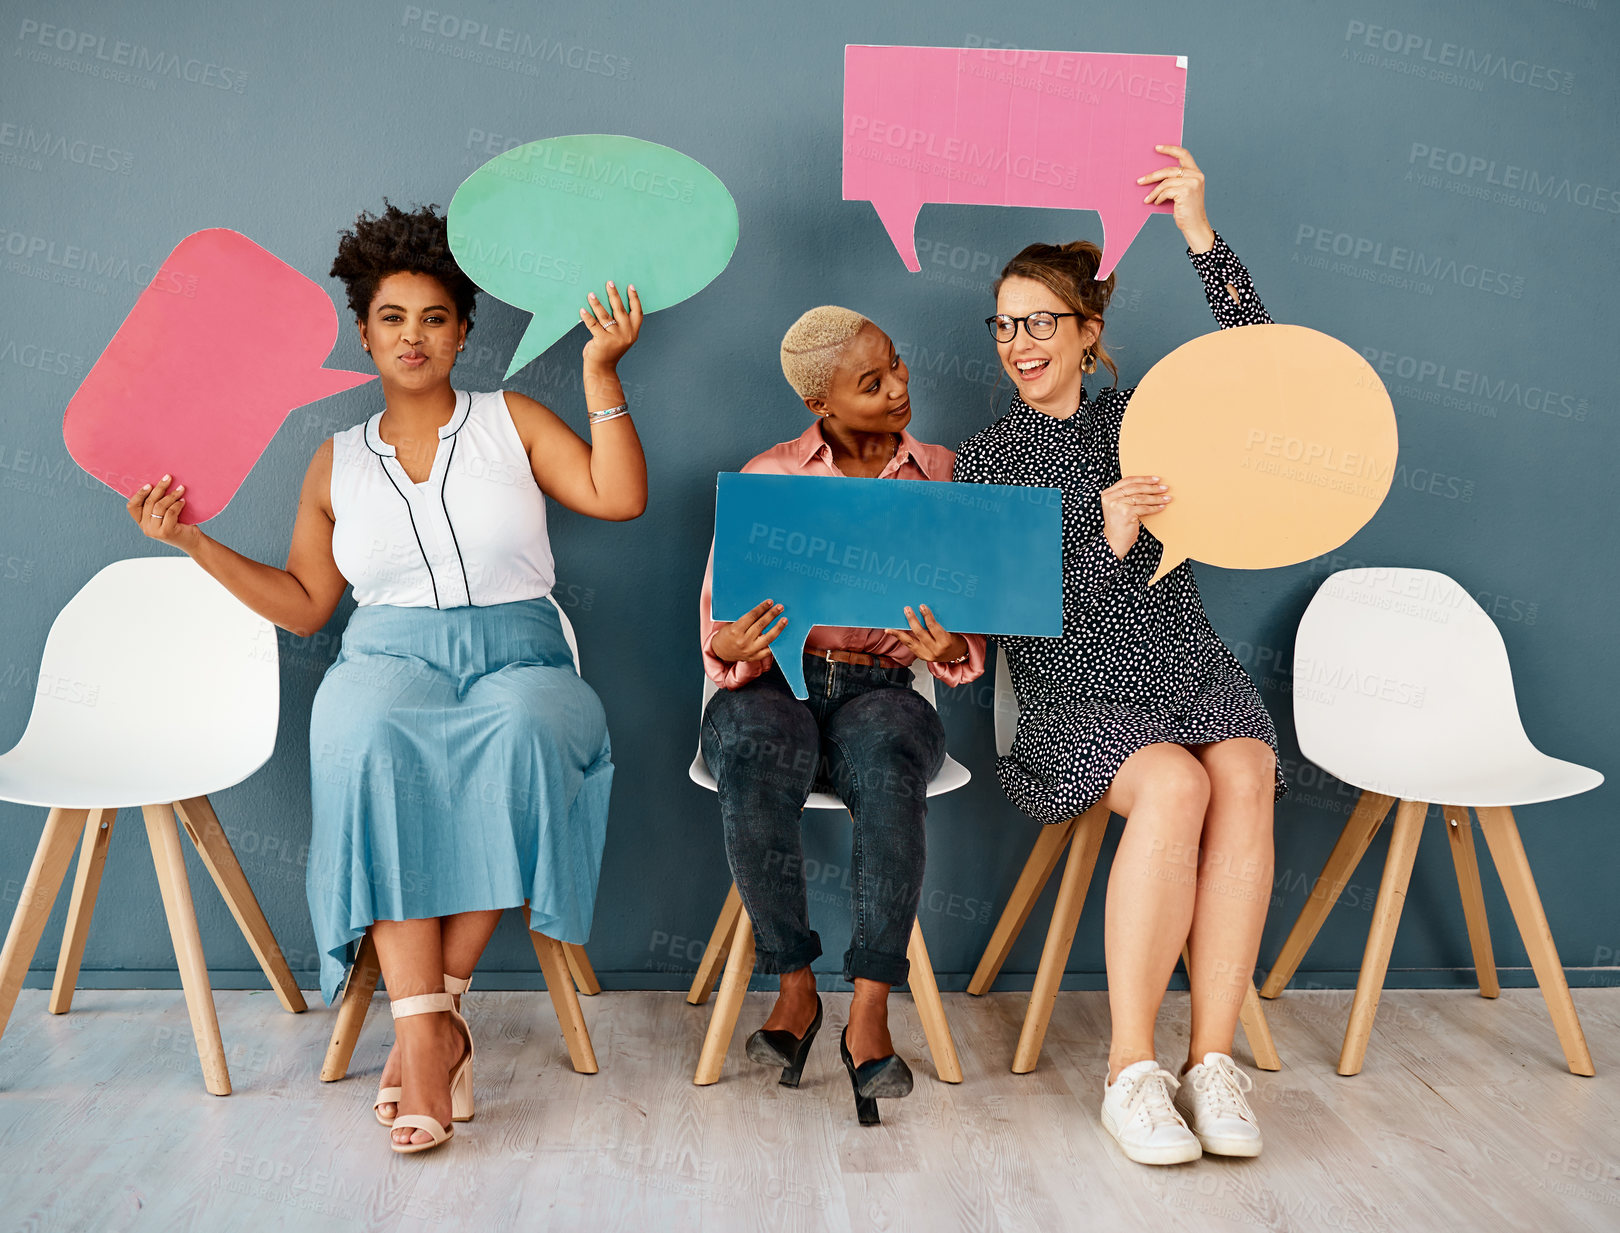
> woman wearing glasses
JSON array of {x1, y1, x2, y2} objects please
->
[{"x1": 954, "y1": 147, "x2": 1284, "y2": 1165}]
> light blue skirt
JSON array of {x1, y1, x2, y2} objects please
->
[{"x1": 306, "y1": 596, "x2": 612, "y2": 1005}]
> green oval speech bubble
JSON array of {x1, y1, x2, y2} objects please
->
[{"x1": 448, "y1": 134, "x2": 740, "y2": 379}]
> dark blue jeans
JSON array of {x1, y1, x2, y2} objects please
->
[{"x1": 701, "y1": 655, "x2": 947, "y2": 985}]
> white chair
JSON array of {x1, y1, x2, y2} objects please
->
[
  {"x1": 0, "y1": 556, "x2": 306, "y2": 1095},
  {"x1": 1261, "y1": 567, "x2": 1601, "y2": 1076},
  {"x1": 966, "y1": 646, "x2": 1281, "y2": 1072},
  {"x1": 319, "y1": 594, "x2": 602, "y2": 1081},
  {"x1": 684, "y1": 663, "x2": 970, "y2": 1086}
]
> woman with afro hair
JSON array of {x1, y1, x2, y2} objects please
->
[{"x1": 127, "y1": 201, "x2": 646, "y2": 1153}]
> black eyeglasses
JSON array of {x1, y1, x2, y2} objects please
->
[
  {"x1": 978, "y1": 309, "x2": 1082, "y2": 343},
  {"x1": 985, "y1": 312, "x2": 1080, "y2": 343}
]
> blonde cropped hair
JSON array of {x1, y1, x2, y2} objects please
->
[{"x1": 780, "y1": 305, "x2": 870, "y2": 402}]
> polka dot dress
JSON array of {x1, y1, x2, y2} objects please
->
[{"x1": 954, "y1": 234, "x2": 1288, "y2": 824}]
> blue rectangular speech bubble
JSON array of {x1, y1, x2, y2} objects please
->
[{"x1": 712, "y1": 472, "x2": 1063, "y2": 698}]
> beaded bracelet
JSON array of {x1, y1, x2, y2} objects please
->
[{"x1": 588, "y1": 402, "x2": 630, "y2": 425}]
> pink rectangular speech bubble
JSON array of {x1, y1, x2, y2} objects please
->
[
  {"x1": 843, "y1": 45, "x2": 1188, "y2": 280},
  {"x1": 63, "y1": 228, "x2": 375, "y2": 522}
]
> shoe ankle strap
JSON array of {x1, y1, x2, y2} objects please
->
[
  {"x1": 443, "y1": 973, "x2": 472, "y2": 996},
  {"x1": 390, "y1": 992, "x2": 454, "y2": 1019}
]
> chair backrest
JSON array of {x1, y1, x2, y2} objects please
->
[
  {"x1": 547, "y1": 594, "x2": 582, "y2": 673},
  {"x1": 993, "y1": 642, "x2": 1017, "y2": 758},
  {"x1": 3, "y1": 556, "x2": 279, "y2": 805},
  {"x1": 1293, "y1": 567, "x2": 1540, "y2": 790}
]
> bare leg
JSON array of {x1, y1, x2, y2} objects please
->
[
  {"x1": 377, "y1": 909, "x2": 500, "y2": 1121},
  {"x1": 762, "y1": 964, "x2": 819, "y2": 1036},
  {"x1": 1183, "y1": 739, "x2": 1276, "y2": 1070},
  {"x1": 846, "y1": 979, "x2": 894, "y2": 1066},
  {"x1": 441, "y1": 908, "x2": 503, "y2": 989},
  {"x1": 1100, "y1": 743, "x2": 1211, "y2": 1083},
  {"x1": 371, "y1": 918, "x2": 465, "y2": 1148},
  {"x1": 761, "y1": 970, "x2": 893, "y2": 1066}
]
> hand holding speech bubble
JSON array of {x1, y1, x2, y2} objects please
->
[
  {"x1": 1118, "y1": 324, "x2": 1399, "y2": 583},
  {"x1": 448, "y1": 134, "x2": 739, "y2": 379},
  {"x1": 843, "y1": 45, "x2": 1187, "y2": 280},
  {"x1": 712, "y1": 473, "x2": 1063, "y2": 699},
  {"x1": 63, "y1": 228, "x2": 376, "y2": 523}
]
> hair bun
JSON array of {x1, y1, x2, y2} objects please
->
[{"x1": 994, "y1": 239, "x2": 1120, "y2": 387}]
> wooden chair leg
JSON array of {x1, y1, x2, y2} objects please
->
[
  {"x1": 1240, "y1": 981, "x2": 1282, "y2": 1071},
  {"x1": 967, "y1": 818, "x2": 1077, "y2": 996},
  {"x1": 906, "y1": 921, "x2": 962, "y2": 1083},
  {"x1": 320, "y1": 930, "x2": 381, "y2": 1082},
  {"x1": 530, "y1": 930, "x2": 599, "y2": 1074},
  {"x1": 172, "y1": 796, "x2": 307, "y2": 1014},
  {"x1": 694, "y1": 905, "x2": 754, "y2": 1086},
  {"x1": 0, "y1": 807, "x2": 87, "y2": 1046},
  {"x1": 1261, "y1": 789, "x2": 1395, "y2": 997},
  {"x1": 1012, "y1": 804, "x2": 1108, "y2": 1074},
  {"x1": 1473, "y1": 806, "x2": 1594, "y2": 1076},
  {"x1": 49, "y1": 808, "x2": 116, "y2": 1015},
  {"x1": 687, "y1": 882, "x2": 743, "y2": 1006},
  {"x1": 1338, "y1": 798, "x2": 1427, "y2": 1076},
  {"x1": 141, "y1": 803, "x2": 230, "y2": 1095},
  {"x1": 563, "y1": 943, "x2": 601, "y2": 996},
  {"x1": 1442, "y1": 805, "x2": 1499, "y2": 998}
]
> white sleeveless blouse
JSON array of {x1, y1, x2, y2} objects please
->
[{"x1": 329, "y1": 389, "x2": 556, "y2": 608}]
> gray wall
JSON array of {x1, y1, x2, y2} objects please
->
[{"x1": 2, "y1": 0, "x2": 1615, "y2": 996}]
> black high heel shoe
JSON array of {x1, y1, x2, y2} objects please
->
[
  {"x1": 745, "y1": 995, "x2": 823, "y2": 1087},
  {"x1": 839, "y1": 1026, "x2": 914, "y2": 1126}
]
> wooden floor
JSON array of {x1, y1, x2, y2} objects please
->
[{"x1": 0, "y1": 986, "x2": 1616, "y2": 1232}]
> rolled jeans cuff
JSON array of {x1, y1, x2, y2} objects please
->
[
  {"x1": 754, "y1": 929, "x2": 823, "y2": 977},
  {"x1": 844, "y1": 944, "x2": 911, "y2": 986}
]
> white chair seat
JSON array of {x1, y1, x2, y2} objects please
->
[
  {"x1": 688, "y1": 660, "x2": 971, "y2": 807},
  {"x1": 687, "y1": 750, "x2": 971, "y2": 806},
  {"x1": 1313, "y1": 743, "x2": 1603, "y2": 810},
  {"x1": 0, "y1": 750, "x2": 262, "y2": 812}
]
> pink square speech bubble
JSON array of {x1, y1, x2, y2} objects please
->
[
  {"x1": 843, "y1": 45, "x2": 1188, "y2": 279},
  {"x1": 63, "y1": 228, "x2": 376, "y2": 522}
]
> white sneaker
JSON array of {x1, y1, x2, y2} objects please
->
[
  {"x1": 1174, "y1": 1052, "x2": 1263, "y2": 1157},
  {"x1": 1100, "y1": 1060, "x2": 1202, "y2": 1165}
]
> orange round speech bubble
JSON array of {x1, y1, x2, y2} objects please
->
[{"x1": 1118, "y1": 324, "x2": 1397, "y2": 583}]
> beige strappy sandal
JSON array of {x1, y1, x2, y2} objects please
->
[
  {"x1": 387, "y1": 992, "x2": 474, "y2": 1155},
  {"x1": 376, "y1": 973, "x2": 474, "y2": 1127},
  {"x1": 444, "y1": 972, "x2": 474, "y2": 1122}
]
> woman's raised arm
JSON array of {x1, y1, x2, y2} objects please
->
[{"x1": 1139, "y1": 144, "x2": 1272, "y2": 327}]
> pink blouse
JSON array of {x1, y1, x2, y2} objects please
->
[{"x1": 699, "y1": 420, "x2": 990, "y2": 690}]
